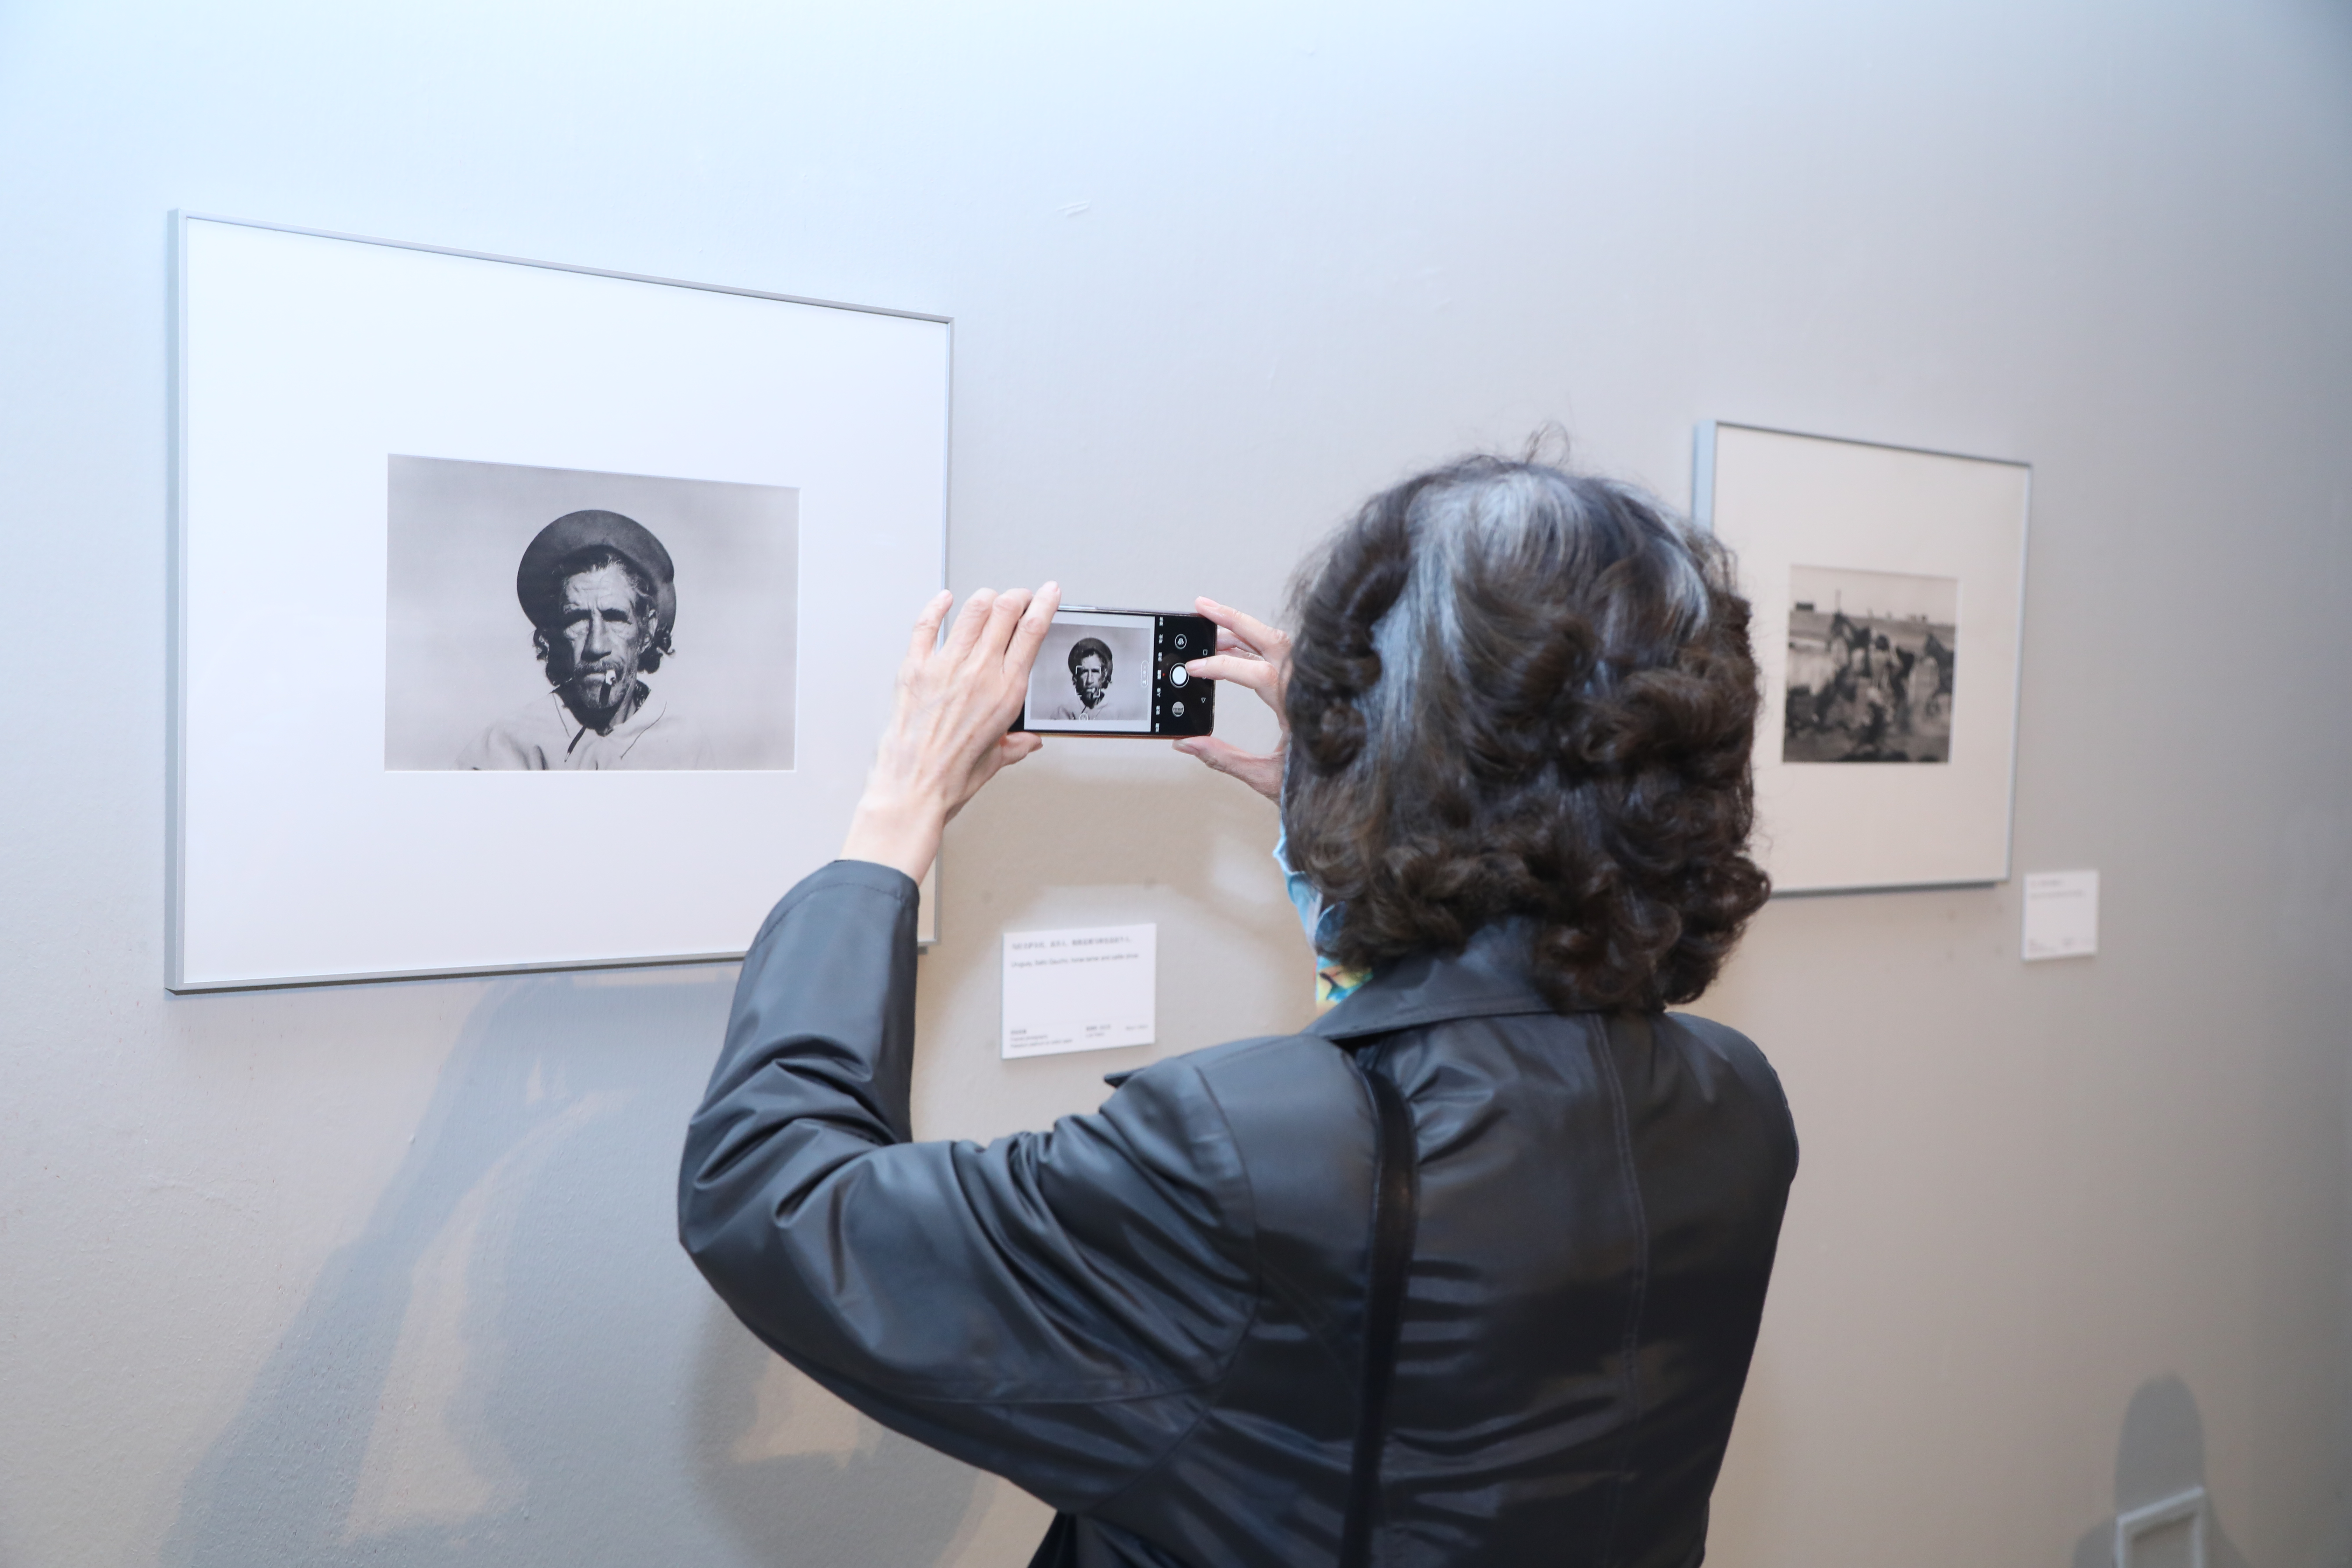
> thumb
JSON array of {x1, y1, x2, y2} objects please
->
[{"x1": 1174, "y1": 736, "x2": 1245, "y2": 773}]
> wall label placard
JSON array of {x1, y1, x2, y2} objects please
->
[
  {"x1": 2022, "y1": 870, "x2": 2100, "y2": 961},
  {"x1": 1001, "y1": 924, "x2": 1156, "y2": 1059}
]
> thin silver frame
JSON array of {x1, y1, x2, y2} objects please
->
[{"x1": 167, "y1": 211, "x2": 951, "y2": 991}]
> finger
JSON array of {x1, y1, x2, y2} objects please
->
[
  {"x1": 1171, "y1": 736, "x2": 1284, "y2": 800},
  {"x1": 904, "y1": 589, "x2": 954, "y2": 666},
  {"x1": 967, "y1": 585, "x2": 1031, "y2": 670},
  {"x1": 1185, "y1": 652, "x2": 1278, "y2": 696},
  {"x1": 941, "y1": 589, "x2": 999, "y2": 662},
  {"x1": 1196, "y1": 598, "x2": 1288, "y2": 658},
  {"x1": 997, "y1": 732, "x2": 1044, "y2": 766},
  {"x1": 1173, "y1": 734, "x2": 1258, "y2": 771},
  {"x1": 912, "y1": 592, "x2": 959, "y2": 649},
  {"x1": 1212, "y1": 627, "x2": 1263, "y2": 658},
  {"x1": 1004, "y1": 581, "x2": 1059, "y2": 675},
  {"x1": 1176, "y1": 738, "x2": 1289, "y2": 799}
]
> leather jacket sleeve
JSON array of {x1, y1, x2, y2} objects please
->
[{"x1": 678, "y1": 860, "x2": 1259, "y2": 1512}]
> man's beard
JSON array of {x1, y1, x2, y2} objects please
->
[{"x1": 560, "y1": 658, "x2": 637, "y2": 717}]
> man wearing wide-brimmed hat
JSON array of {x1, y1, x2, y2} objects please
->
[{"x1": 457, "y1": 509, "x2": 707, "y2": 769}]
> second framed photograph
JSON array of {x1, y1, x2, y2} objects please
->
[
  {"x1": 173, "y1": 215, "x2": 948, "y2": 989},
  {"x1": 1696, "y1": 422, "x2": 2031, "y2": 893}
]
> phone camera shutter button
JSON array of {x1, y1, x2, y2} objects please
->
[{"x1": 1169, "y1": 664, "x2": 1189, "y2": 686}]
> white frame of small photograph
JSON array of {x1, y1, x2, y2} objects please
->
[
  {"x1": 171, "y1": 214, "x2": 947, "y2": 990},
  {"x1": 1694, "y1": 422, "x2": 2031, "y2": 894}
]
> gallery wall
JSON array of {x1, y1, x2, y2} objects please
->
[{"x1": 2, "y1": 1, "x2": 2349, "y2": 1564}]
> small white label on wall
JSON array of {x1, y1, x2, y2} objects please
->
[
  {"x1": 2022, "y1": 870, "x2": 2099, "y2": 961},
  {"x1": 1002, "y1": 924, "x2": 1156, "y2": 1058}
]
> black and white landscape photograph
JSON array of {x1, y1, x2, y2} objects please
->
[
  {"x1": 1782, "y1": 564, "x2": 1958, "y2": 763},
  {"x1": 384, "y1": 456, "x2": 799, "y2": 771}
]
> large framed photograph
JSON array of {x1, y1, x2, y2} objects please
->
[
  {"x1": 1695, "y1": 422, "x2": 2030, "y2": 893},
  {"x1": 171, "y1": 215, "x2": 948, "y2": 989}
]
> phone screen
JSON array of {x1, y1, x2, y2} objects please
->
[{"x1": 1013, "y1": 607, "x2": 1216, "y2": 737}]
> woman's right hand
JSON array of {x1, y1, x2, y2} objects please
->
[
  {"x1": 840, "y1": 583, "x2": 1059, "y2": 880},
  {"x1": 1172, "y1": 597, "x2": 1290, "y2": 804}
]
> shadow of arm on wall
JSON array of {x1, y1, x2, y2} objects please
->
[
  {"x1": 160, "y1": 968, "x2": 981, "y2": 1568},
  {"x1": 687, "y1": 1303, "x2": 982, "y2": 1566}
]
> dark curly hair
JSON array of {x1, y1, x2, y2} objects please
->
[{"x1": 1281, "y1": 455, "x2": 1769, "y2": 1012}]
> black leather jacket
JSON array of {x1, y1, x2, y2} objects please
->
[{"x1": 680, "y1": 861, "x2": 1797, "y2": 1567}]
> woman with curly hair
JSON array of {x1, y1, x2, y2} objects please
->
[{"x1": 680, "y1": 456, "x2": 1797, "y2": 1568}]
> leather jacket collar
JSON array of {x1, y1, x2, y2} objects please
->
[{"x1": 1306, "y1": 920, "x2": 1560, "y2": 1042}]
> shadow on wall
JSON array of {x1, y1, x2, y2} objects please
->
[
  {"x1": 2070, "y1": 1377, "x2": 2250, "y2": 1568},
  {"x1": 162, "y1": 969, "x2": 980, "y2": 1568}
]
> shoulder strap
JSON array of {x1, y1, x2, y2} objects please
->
[{"x1": 1340, "y1": 1056, "x2": 1419, "y2": 1568}]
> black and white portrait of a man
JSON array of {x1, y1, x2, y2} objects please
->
[
  {"x1": 1039, "y1": 636, "x2": 1117, "y2": 722},
  {"x1": 1026, "y1": 614, "x2": 1151, "y2": 730},
  {"x1": 456, "y1": 510, "x2": 705, "y2": 769},
  {"x1": 384, "y1": 455, "x2": 799, "y2": 771}
]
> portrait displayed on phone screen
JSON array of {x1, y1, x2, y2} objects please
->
[{"x1": 1014, "y1": 608, "x2": 1216, "y2": 737}]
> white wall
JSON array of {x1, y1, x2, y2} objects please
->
[{"x1": 2, "y1": 2, "x2": 2348, "y2": 1564}]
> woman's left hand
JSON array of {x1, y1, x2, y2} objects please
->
[
  {"x1": 1171, "y1": 597, "x2": 1291, "y2": 804},
  {"x1": 840, "y1": 583, "x2": 1061, "y2": 880}
]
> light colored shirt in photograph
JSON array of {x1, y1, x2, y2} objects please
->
[
  {"x1": 1038, "y1": 699, "x2": 1132, "y2": 722},
  {"x1": 1036, "y1": 681, "x2": 1146, "y2": 724},
  {"x1": 457, "y1": 687, "x2": 709, "y2": 770}
]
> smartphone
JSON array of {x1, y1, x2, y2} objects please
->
[{"x1": 1012, "y1": 606, "x2": 1217, "y2": 737}]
